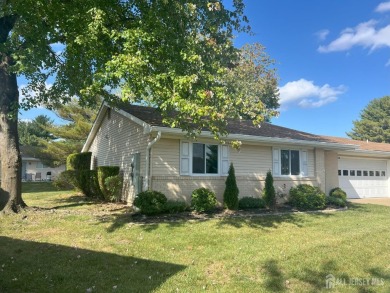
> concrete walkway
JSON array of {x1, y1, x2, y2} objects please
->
[{"x1": 348, "y1": 198, "x2": 390, "y2": 207}]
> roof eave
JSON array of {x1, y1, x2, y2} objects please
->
[{"x1": 151, "y1": 126, "x2": 357, "y2": 151}]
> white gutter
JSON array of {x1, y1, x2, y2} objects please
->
[
  {"x1": 143, "y1": 131, "x2": 162, "y2": 191},
  {"x1": 150, "y1": 126, "x2": 358, "y2": 151}
]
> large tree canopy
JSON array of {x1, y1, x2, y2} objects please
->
[
  {"x1": 347, "y1": 96, "x2": 390, "y2": 143},
  {"x1": 0, "y1": 0, "x2": 279, "y2": 213}
]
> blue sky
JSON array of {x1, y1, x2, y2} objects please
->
[{"x1": 19, "y1": 0, "x2": 390, "y2": 137}]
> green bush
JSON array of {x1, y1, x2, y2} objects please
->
[
  {"x1": 289, "y1": 184, "x2": 326, "y2": 210},
  {"x1": 326, "y1": 196, "x2": 347, "y2": 208},
  {"x1": 53, "y1": 170, "x2": 77, "y2": 190},
  {"x1": 223, "y1": 163, "x2": 239, "y2": 210},
  {"x1": 263, "y1": 170, "x2": 276, "y2": 209},
  {"x1": 66, "y1": 152, "x2": 92, "y2": 171},
  {"x1": 163, "y1": 200, "x2": 189, "y2": 213},
  {"x1": 329, "y1": 187, "x2": 347, "y2": 201},
  {"x1": 238, "y1": 197, "x2": 265, "y2": 209},
  {"x1": 134, "y1": 190, "x2": 168, "y2": 215},
  {"x1": 77, "y1": 170, "x2": 102, "y2": 198},
  {"x1": 55, "y1": 170, "x2": 102, "y2": 198},
  {"x1": 191, "y1": 188, "x2": 217, "y2": 212},
  {"x1": 97, "y1": 166, "x2": 120, "y2": 201},
  {"x1": 104, "y1": 175, "x2": 123, "y2": 202}
]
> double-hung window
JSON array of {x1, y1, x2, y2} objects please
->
[
  {"x1": 273, "y1": 148, "x2": 308, "y2": 177},
  {"x1": 180, "y1": 141, "x2": 229, "y2": 175},
  {"x1": 192, "y1": 143, "x2": 219, "y2": 174}
]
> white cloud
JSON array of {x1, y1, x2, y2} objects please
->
[
  {"x1": 278, "y1": 79, "x2": 347, "y2": 109},
  {"x1": 315, "y1": 29, "x2": 330, "y2": 41},
  {"x1": 375, "y1": 1, "x2": 390, "y2": 13},
  {"x1": 386, "y1": 59, "x2": 390, "y2": 66},
  {"x1": 318, "y1": 20, "x2": 390, "y2": 53}
]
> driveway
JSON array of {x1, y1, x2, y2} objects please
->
[{"x1": 348, "y1": 198, "x2": 390, "y2": 207}]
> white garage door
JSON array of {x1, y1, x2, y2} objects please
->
[{"x1": 338, "y1": 157, "x2": 389, "y2": 198}]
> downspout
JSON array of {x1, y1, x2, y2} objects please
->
[{"x1": 144, "y1": 131, "x2": 161, "y2": 191}]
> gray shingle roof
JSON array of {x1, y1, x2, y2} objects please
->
[{"x1": 116, "y1": 103, "x2": 331, "y2": 142}]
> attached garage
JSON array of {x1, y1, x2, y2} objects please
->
[{"x1": 338, "y1": 157, "x2": 390, "y2": 199}]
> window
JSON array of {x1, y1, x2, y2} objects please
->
[
  {"x1": 369, "y1": 171, "x2": 374, "y2": 177},
  {"x1": 192, "y1": 143, "x2": 218, "y2": 174},
  {"x1": 180, "y1": 141, "x2": 229, "y2": 176},
  {"x1": 350, "y1": 170, "x2": 355, "y2": 176},
  {"x1": 273, "y1": 148, "x2": 307, "y2": 176},
  {"x1": 381, "y1": 171, "x2": 386, "y2": 177},
  {"x1": 338, "y1": 170, "x2": 341, "y2": 176},
  {"x1": 363, "y1": 171, "x2": 368, "y2": 176},
  {"x1": 375, "y1": 171, "x2": 380, "y2": 177},
  {"x1": 36, "y1": 162, "x2": 48, "y2": 169},
  {"x1": 357, "y1": 170, "x2": 362, "y2": 176},
  {"x1": 343, "y1": 170, "x2": 348, "y2": 176}
]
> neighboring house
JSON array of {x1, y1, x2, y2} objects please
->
[
  {"x1": 82, "y1": 103, "x2": 390, "y2": 203},
  {"x1": 21, "y1": 156, "x2": 65, "y2": 181}
]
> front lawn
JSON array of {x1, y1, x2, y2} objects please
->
[{"x1": 0, "y1": 183, "x2": 389, "y2": 292}]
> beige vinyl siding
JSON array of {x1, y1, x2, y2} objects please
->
[
  {"x1": 230, "y1": 144, "x2": 272, "y2": 177},
  {"x1": 87, "y1": 110, "x2": 150, "y2": 201},
  {"x1": 151, "y1": 138, "x2": 180, "y2": 176},
  {"x1": 150, "y1": 139, "x2": 319, "y2": 203}
]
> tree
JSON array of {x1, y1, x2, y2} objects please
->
[
  {"x1": 347, "y1": 96, "x2": 390, "y2": 143},
  {"x1": 1, "y1": 1, "x2": 278, "y2": 214},
  {"x1": 223, "y1": 163, "x2": 239, "y2": 210},
  {"x1": 35, "y1": 99, "x2": 98, "y2": 167},
  {"x1": 263, "y1": 171, "x2": 276, "y2": 210},
  {"x1": 19, "y1": 115, "x2": 55, "y2": 146}
]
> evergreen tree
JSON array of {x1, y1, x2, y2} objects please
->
[
  {"x1": 263, "y1": 171, "x2": 276, "y2": 209},
  {"x1": 223, "y1": 163, "x2": 239, "y2": 210},
  {"x1": 347, "y1": 96, "x2": 390, "y2": 143},
  {"x1": 36, "y1": 98, "x2": 98, "y2": 167}
]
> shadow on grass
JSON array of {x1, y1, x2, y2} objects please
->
[
  {"x1": 0, "y1": 236, "x2": 186, "y2": 293},
  {"x1": 262, "y1": 258, "x2": 389, "y2": 293},
  {"x1": 97, "y1": 212, "x2": 189, "y2": 233},
  {"x1": 97, "y1": 208, "x2": 338, "y2": 233},
  {"x1": 216, "y1": 210, "x2": 334, "y2": 230}
]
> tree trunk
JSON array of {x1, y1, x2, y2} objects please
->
[{"x1": 0, "y1": 49, "x2": 25, "y2": 214}]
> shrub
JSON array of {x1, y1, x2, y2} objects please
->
[
  {"x1": 289, "y1": 184, "x2": 326, "y2": 210},
  {"x1": 104, "y1": 175, "x2": 123, "y2": 202},
  {"x1": 238, "y1": 197, "x2": 265, "y2": 209},
  {"x1": 134, "y1": 190, "x2": 167, "y2": 215},
  {"x1": 97, "y1": 166, "x2": 120, "y2": 201},
  {"x1": 55, "y1": 170, "x2": 102, "y2": 198},
  {"x1": 191, "y1": 188, "x2": 217, "y2": 212},
  {"x1": 263, "y1": 171, "x2": 276, "y2": 209},
  {"x1": 163, "y1": 200, "x2": 189, "y2": 213},
  {"x1": 77, "y1": 170, "x2": 102, "y2": 198},
  {"x1": 329, "y1": 187, "x2": 347, "y2": 201},
  {"x1": 53, "y1": 170, "x2": 77, "y2": 190},
  {"x1": 66, "y1": 152, "x2": 92, "y2": 171},
  {"x1": 326, "y1": 196, "x2": 347, "y2": 208},
  {"x1": 223, "y1": 163, "x2": 239, "y2": 210}
]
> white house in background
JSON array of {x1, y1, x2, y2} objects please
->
[
  {"x1": 21, "y1": 156, "x2": 65, "y2": 181},
  {"x1": 82, "y1": 103, "x2": 390, "y2": 204}
]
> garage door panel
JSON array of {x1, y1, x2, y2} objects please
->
[{"x1": 338, "y1": 158, "x2": 389, "y2": 198}]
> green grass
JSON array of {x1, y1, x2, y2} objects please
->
[{"x1": 1, "y1": 183, "x2": 389, "y2": 292}]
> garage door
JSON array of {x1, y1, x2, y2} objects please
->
[{"x1": 338, "y1": 157, "x2": 389, "y2": 198}]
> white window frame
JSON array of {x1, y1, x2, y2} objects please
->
[
  {"x1": 180, "y1": 141, "x2": 229, "y2": 176},
  {"x1": 272, "y1": 147, "x2": 308, "y2": 177}
]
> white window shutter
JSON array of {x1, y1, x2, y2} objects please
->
[
  {"x1": 272, "y1": 148, "x2": 280, "y2": 176},
  {"x1": 301, "y1": 150, "x2": 308, "y2": 176},
  {"x1": 180, "y1": 141, "x2": 190, "y2": 175},
  {"x1": 221, "y1": 145, "x2": 229, "y2": 175}
]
